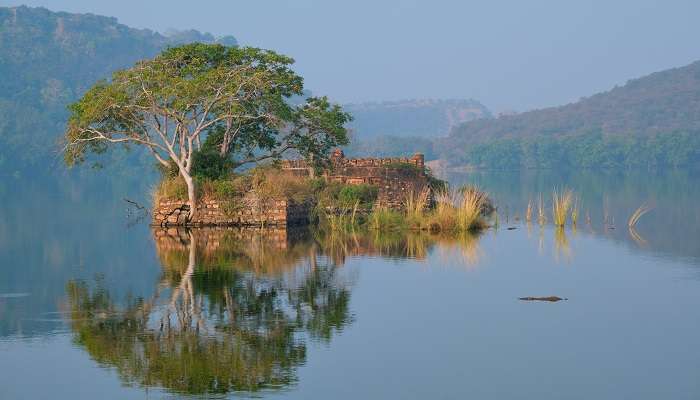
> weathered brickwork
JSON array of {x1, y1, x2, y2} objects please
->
[
  {"x1": 152, "y1": 192, "x2": 313, "y2": 228},
  {"x1": 283, "y1": 149, "x2": 432, "y2": 210}
]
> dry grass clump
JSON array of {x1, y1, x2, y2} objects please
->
[
  {"x1": 427, "y1": 185, "x2": 491, "y2": 232},
  {"x1": 456, "y1": 187, "x2": 489, "y2": 231},
  {"x1": 431, "y1": 190, "x2": 459, "y2": 231},
  {"x1": 243, "y1": 166, "x2": 317, "y2": 204},
  {"x1": 404, "y1": 187, "x2": 431, "y2": 228},
  {"x1": 151, "y1": 177, "x2": 189, "y2": 206},
  {"x1": 552, "y1": 189, "x2": 574, "y2": 227}
]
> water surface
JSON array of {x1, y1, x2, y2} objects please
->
[{"x1": 1, "y1": 170, "x2": 700, "y2": 399}]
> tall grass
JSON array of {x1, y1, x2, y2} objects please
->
[
  {"x1": 428, "y1": 186, "x2": 490, "y2": 232},
  {"x1": 368, "y1": 206, "x2": 405, "y2": 231},
  {"x1": 456, "y1": 187, "x2": 489, "y2": 231},
  {"x1": 404, "y1": 187, "x2": 430, "y2": 223},
  {"x1": 430, "y1": 190, "x2": 458, "y2": 231},
  {"x1": 552, "y1": 189, "x2": 574, "y2": 227}
]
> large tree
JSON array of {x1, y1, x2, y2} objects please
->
[{"x1": 64, "y1": 43, "x2": 350, "y2": 220}]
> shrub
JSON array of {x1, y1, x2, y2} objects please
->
[
  {"x1": 337, "y1": 184, "x2": 378, "y2": 208},
  {"x1": 191, "y1": 149, "x2": 233, "y2": 180}
]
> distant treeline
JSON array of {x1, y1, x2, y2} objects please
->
[
  {"x1": 343, "y1": 135, "x2": 437, "y2": 159},
  {"x1": 435, "y1": 60, "x2": 700, "y2": 169}
]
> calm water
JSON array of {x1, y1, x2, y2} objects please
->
[{"x1": 1, "y1": 170, "x2": 700, "y2": 399}]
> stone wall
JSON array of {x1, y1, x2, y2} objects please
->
[
  {"x1": 152, "y1": 192, "x2": 313, "y2": 228},
  {"x1": 282, "y1": 149, "x2": 432, "y2": 209}
]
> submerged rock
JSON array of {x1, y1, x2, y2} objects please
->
[{"x1": 518, "y1": 296, "x2": 567, "y2": 302}]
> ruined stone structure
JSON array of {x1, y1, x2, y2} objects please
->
[
  {"x1": 283, "y1": 149, "x2": 432, "y2": 209},
  {"x1": 152, "y1": 193, "x2": 312, "y2": 228},
  {"x1": 152, "y1": 150, "x2": 432, "y2": 227}
]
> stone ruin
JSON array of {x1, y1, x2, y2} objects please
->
[
  {"x1": 152, "y1": 150, "x2": 431, "y2": 227},
  {"x1": 282, "y1": 149, "x2": 431, "y2": 210}
]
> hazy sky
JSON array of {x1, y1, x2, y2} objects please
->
[{"x1": 3, "y1": 0, "x2": 700, "y2": 112}]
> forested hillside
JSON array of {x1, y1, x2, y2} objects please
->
[
  {"x1": 0, "y1": 6, "x2": 236, "y2": 175},
  {"x1": 437, "y1": 61, "x2": 700, "y2": 169}
]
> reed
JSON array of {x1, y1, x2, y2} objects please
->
[
  {"x1": 404, "y1": 187, "x2": 430, "y2": 221},
  {"x1": 525, "y1": 199, "x2": 533, "y2": 223},
  {"x1": 628, "y1": 204, "x2": 653, "y2": 228},
  {"x1": 552, "y1": 189, "x2": 573, "y2": 227},
  {"x1": 456, "y1": 186, "x2": 488, "y2": 231},
  {"x1": 571, "y1": 197, "x2": 581, "y2": 226},
  {"x1": 350, "y1": 200, "x2": 360, "y2": 226},
  {"x1": 431, "y1": 190, "x2": 459, "y2": 231}
]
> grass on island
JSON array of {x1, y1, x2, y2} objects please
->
[{"x1": 152, "y1": 160, "x2": 493, "y2": 234}]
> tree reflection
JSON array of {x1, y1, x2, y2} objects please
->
[
  {"x1": 65, "y1": 227, "x2": 485, "y2": 395},
  {"x1": 65, "y1": 228, "x2": 352, "y2": 395}
]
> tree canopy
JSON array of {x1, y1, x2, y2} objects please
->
[{"x1": 64, "y1": 43, "x2": 350, "y2": 218}]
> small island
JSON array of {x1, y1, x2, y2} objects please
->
[{"x1": 63, "y1": 43, "x2": 493, "y2": 234}]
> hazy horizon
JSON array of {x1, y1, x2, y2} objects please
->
[{"x1": 2, "y1": 0, "x2": 700, "y2": 113}]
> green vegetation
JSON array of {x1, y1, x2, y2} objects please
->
[
  {"x1": 439, "y1": 60, "x2": 700, "y2": 169},
  {"x1": 66, "y1": 229, "x2": 352, "y2": 395},
  {"x1": 0, "y1": 6, "x2": 236, "y2": 174},
  {"x1": 441, "y1": 132, "x2": 700, "y2": 169},
  {"x1": 64, "y1": 42, "x2": 350, "y2": 221},
  {"x1": 315, "y1": 183, "x2": 493, "y2": 234}
]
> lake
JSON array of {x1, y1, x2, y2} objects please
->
[{"x1": 1, "y1": 169, "x2": 700, "y2": 399}]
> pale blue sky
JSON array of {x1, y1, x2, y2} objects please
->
[{"x1": 3, "y1": 0, "x2": 700, "y2": 112}]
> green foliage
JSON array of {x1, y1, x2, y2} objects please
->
[
  {"x1": 0, "y1": 6, "x2": 236, "y2": 172},
  {"x1": 368, "y1": 208, "x2": 406, "y2": 231},
  {"x1": 440, "y1": 60, "x2": 700, "y2": 169},
  {"x1": 337, "y1": 184, "x2": 379, "y2": 208},
  {"x1": 315, "y1": 182, "x2": 378, "y2": 214},
  {"x1": 62, "y1": 39, "x2": 351, "y2": 213}
]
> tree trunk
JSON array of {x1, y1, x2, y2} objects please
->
[{"x1": 182, "y1": 172, "x2": 197, "y2": 223}]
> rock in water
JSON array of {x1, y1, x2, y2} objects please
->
[{"x1": 518, "y1": 296, "x2": 567, "y2": 302}]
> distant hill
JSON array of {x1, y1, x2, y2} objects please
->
[
  {"x1": 437, "y1": 61, "x2": 700, "y2": 169},
  {"x1": 342, "y1": 99, "x2": 490, "y2": 160},
  {"x1": 0, "y1": 6, "x2": 237, "y2": 174},
  {"x1": 345, "y1": 99, "x2": 490, "y2": 140}
]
